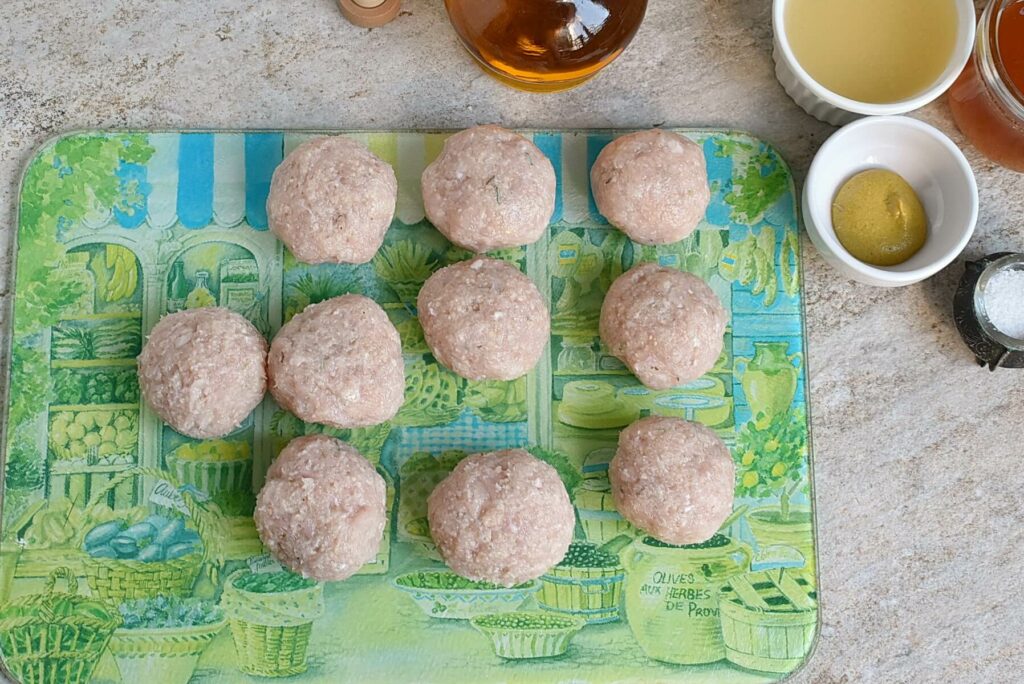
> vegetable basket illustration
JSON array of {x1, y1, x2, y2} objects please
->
[
  {"x1": 470, "y1": 612, "x2": 586, "y2": 659},
  {"x1": 165, "y1": 440, "x2": 254, "y2": 516},
  {"x1": 80, "y1": 467, "x2": 224, "y2": 601},
  {"x1": 108, "y1": 595, "x2": 227, "y2": 684},
  {"x1": 0, "y1": 567, "x2": 122, "y2": 684},
  {"x1": 220, "y1": 569, "x2": 325, "y2": 677},
  {"x1": 573, "y1": 478, "x2": 635, "y2": 544},
  {"x1": 538, "y1": 540, "x2": 627, "y2": 624}
]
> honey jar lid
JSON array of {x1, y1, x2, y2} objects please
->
[{"x1": 337, "y1": 0, "x2": 401, "y2": 28}]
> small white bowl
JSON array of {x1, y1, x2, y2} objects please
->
[
  {"x1": 772, "y1": 0, "x2": 976, "y2": 126},
  {"x1": 803, "y1": 116, "x2": 978, "y2": 288}
]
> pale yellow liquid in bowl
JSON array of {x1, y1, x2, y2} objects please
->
[{"x1": 785, "y1": 0, "x2": 960, "y2": 104}]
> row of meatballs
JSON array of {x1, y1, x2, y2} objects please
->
[
  {"x1": 254, "y1": 414, "x2": 734, "y2": 587},
  {"x1": 269, "y1": 124, "x2": 711, "y2": 263},
  {"x1": 137, "y1": 255, "x2": 725, "y2": 442}
]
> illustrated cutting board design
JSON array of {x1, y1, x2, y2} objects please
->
[{"x1": 0, "y1": 130, "x2": 817, "y2": 684}]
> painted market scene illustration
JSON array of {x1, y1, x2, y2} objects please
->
[{"x1": 1, "y1": 130, "x2": 817, "y2": 684}]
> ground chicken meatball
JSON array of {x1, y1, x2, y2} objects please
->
[
  {"x1": 600, "y1": 263, "x2": 726, "y2": 390},
  {"x1": 610, "y1": 416, "x2": 735, "y2": 545},
  {"x1": 138, "y1": 308, "x2": 267, "y2": 439},
  {"x1": 254, "y1": 435, "x2": 386, "y2": 581},
  {"x1": 418, "y1": 256, "x2": 550, "y2": 381},
  {"x1": 267, "y1": 136, "x2": 397, "y2": 264},
  {"x1": 591, "y1": 129, "x2": 710, "y2": 245},
  {"x1": 268, "y1": 295, "x2": 404, "y2": 428},
  {"x1": 427, "y1": 450, "x2": 575, "y2": 587},
  {"x1": 421, "y1": 125, "x2": 556, "y2": 252}
]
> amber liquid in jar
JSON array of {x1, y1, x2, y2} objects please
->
[
  {"x1": 444, "y1": 0, "x2": 648, "y2": 92},
  {"x1": 949, "y1": 0, "x2": 1024, "y2": 172}
]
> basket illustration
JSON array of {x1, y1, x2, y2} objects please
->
[
  {"x1": 0, "y1": 567, "x2": 122, "y2": 684},
  {"x1": 470, "y1": 612, "x2": 585, "y2": 659},
  {"x1": 166, "y1": 446, "x2": 254, "y2": 516},
  {"x1": 719, "y1": 570, "x2": 817, "y2": 674},
  {"x1": 108, "y1": 595, "x2": 227, "y2": 684},
  {"x1": 538, "y1": 542, "x2": 626, "y2": 624},
  {"x1": 221, "y1": 569, "x2": 324, "y2": 677},
  {"x1": 109, "y1": 622, "x2": 226, "y2": 684},
  {"x1": 83, "y1": 552, "x2": 203, "y2": 602},
  {"x1": 573, "y1": 478, "x2": 635, "y2": 544},
  {"x1": 79, "y1": 467, "x2": 224, "y2": 602},
  {"x1": 392, "y1": 571, "x2": 541, "y2": 620}
]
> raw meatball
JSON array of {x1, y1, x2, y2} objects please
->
[
  {"x1": 600, "y1": 263, "x2": 726, "y2": 390},
  {"x1": 267, "y1": 136, "x2": 397, "y2": 264},
  {"x1": 268, "y1": 295, "x2": 404, "y2": 428},
  {"x1": 610, "y1": 416, "x2": 734, "y2": 545},
  {"x1": 418, "y1": 256, "x2": 549, "y2": 381},
  {"x1": 422, "y1": 125, "x2": 556, "y2": 252},
  {"x1": 428, "y1": 450, "x2": 574, "y2": 587},
  {"x1": 138, "y1": 308, "x2": 267, "y2": 439},
  {"x1": 591, "y1": 129, "x2": 710, "y2": 245},
  {"x1": 254, "y1": 435, "x2": 386, "y2": 581}
]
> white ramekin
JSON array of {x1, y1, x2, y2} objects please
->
[
  {"x1": 803, "y1": 116, "x2": 979, "y2": 288},
  {"x1": 772, "y1": 0, "x2": 977, "y2": 126}
]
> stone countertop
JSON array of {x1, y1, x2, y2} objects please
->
[{"x1": 0, "y1": 1, "x2": 1021, "y2": 682}]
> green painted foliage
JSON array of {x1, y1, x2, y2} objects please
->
[
  {"x1": 394, "y1": 360, "x2": 463, "y2": 427},
  {"x1": 525, "y1": 446, "x2": 581, "y2": 495},
  {"x1": 8, "y1": 134, "x2": 154, "y2": 492},
  {"x1": 734, "y1": 408, "x2": 808, "y2": 499},
  {"x1": 464, "y1": 378, "x2": 527, "y2": 423},
  {"x1": 118, "y1": 595, "x2": 223, "y2": 629},
  {"x1": 16, "y1": 135, "x2": 154, "y2": 333},
  {"x1": 716, "y1": 139, "x2": 788, "y2": 225}
]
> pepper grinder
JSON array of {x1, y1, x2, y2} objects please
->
[{"x1": 337, "y1": 0, "x2": 401, "y2": 28}]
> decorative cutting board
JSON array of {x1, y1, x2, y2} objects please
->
[{"x1": 1, "y1": 129, "x2": 816, "y2": 684}]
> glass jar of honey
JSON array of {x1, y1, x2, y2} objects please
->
[
  {"x1": 948, "y1": 0, "x2": 1024, "y2": 172},
  {"x1": 444, "y1": 0, "x2": 648, "y2": 92}
]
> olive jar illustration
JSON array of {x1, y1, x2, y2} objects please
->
[
  {"x1": 735, "y1": 342, "x2": 801, "y2": 419},
  {"x1": 622, "y1": 535, "x2": 752, "y2": 665}
]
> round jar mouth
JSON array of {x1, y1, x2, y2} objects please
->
[
  {"x1": 973, "y1": 253, "x2": 1024, "y2": 352},
  {"x1": 979, "y1": 0, "x2": 1024, "y2": 122}
]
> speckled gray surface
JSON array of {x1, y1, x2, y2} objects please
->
[{"x1": 1, "y1": 1, "x2": 1022, "y2": 682}]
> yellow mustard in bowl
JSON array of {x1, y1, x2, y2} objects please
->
[{"x1": 831, "y1": 169, "x2": 928, "y2": 267}]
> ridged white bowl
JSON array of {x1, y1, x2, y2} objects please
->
[{"x1": 772, "y1": 0, "x2": 977, "y2": 126}]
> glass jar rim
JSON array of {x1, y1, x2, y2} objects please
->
[
  {"x1": 974, "y1": 253, "x2": 1024, "y2": 352},
  {"x1": 981, "y1": 0, "x2": 1024, "y2": 120}
]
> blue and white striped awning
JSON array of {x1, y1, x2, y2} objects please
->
[
  {"x1": 81, "y1": 133, "x2": 284, "y2": 231},
  {"x1": 81, "y1": 130, "x2": 698, "y2": 232}
]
